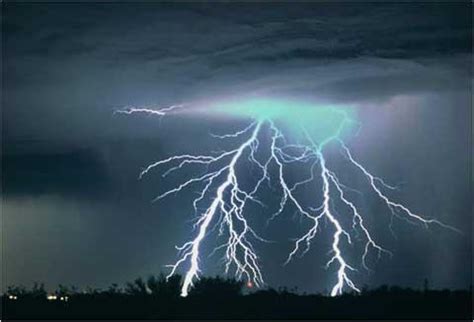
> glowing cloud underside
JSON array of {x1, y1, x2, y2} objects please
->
[
  {"x1": 117, "y1": 99, "x2": 458, "y2": 298},
  {"x1": 213, "y1": 98, "x2": 357, "y2": 144}
]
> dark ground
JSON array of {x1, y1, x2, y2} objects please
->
[{"x1": 2, "y1": 275, "x2": 472, "y2": 319}]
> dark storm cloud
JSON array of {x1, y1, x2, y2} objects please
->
[
  {"x1": 308, "y1": 59, "x2": 470, "y2": 103},
  {"x1": 4, "y1": 3, "x2": 470, "y2": 88}
]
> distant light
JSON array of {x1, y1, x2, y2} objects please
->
[
  {"x1": 246, "y1": 281, "x2": 253, "y2": 288},
  {"x1": 47, "y1": 295, "x2": 57, "y2": 300},
  {"x1": 8, "y1": 295, "x2": 18, "y2": 300}
]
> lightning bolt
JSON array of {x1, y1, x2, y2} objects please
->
[
  {"x1": 163, "y1": 121, "x2": 268, "y2": 297},
  {"x1": 119, "y1": 105, "x2": 269, "y2": 297},
  {"x1": 117, "y1": 103, "x2": 459, "y2": 298},
  {"x1": 337, "y1": 139, "x2": 461, "y2": 233},
  {"x1": 115, "y1": 104, "x2": 183, "y2": 116}
]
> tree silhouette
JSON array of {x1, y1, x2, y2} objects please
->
[
  {"x1": 146, "y1": 274, "x2": 181, "y2": 298},
  {"x1": 423, "y1": 278, "x2": 430, "y2": 292},
  {"x1": 125, "y1": 277, "x2": 148, "y2": 296},
  {"x1": 191, "y1": 276, "x2": 244, "y2": 297},
  {"x1": 56, "y1": 284, "x2": 78, "y2": 296},
  {"x1": 30, "y1": 282, "x2": 47, "y2": 299},
  {"x1": 2, "y1": 276, "x2": 471, "y2": 319}
]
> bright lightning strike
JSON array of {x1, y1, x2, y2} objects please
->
[
  {"x1": 117, "y1": 100, "x2": 459, "y2": 298},
  {"x1": 163, "y1": 121, "x2": 267, "y2": 297},
  {"x1": 115, "y1": 104, "x2": 183, "y2": 116}
]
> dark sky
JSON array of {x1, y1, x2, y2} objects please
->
[{"x1": 2, "y1": 2, "x2": 472, "y2": 294}]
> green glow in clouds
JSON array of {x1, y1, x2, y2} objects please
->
[{"x1": 214, "y1": 98, "x2": 357, "y2": 147}]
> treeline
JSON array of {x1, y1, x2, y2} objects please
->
[{"x1": 2, "y1": 275, "x2": 472, "y2": 319}]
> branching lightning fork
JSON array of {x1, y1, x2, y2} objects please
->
[{"x1": 117, "y1": 102, "x2": 458, "y2": 298}]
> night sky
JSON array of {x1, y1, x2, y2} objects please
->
[{"x1": 2, "y1": 2, "x2": 472, "y2": 294}]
